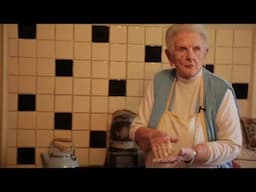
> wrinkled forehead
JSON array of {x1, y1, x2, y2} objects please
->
[{"x1": 174, "y1": 32, "x2": 205, "y2": 47}]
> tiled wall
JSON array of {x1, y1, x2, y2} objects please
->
[{"x1": 3, "y1": 24, "x2": 255, "y2": 167}]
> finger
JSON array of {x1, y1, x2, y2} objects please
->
[
  {"x1": 152, "y1": 145, "x2": 160, "y2": 159},
  {"x1": 169, "y1": 137, "x2": 179, "y2": 143}
]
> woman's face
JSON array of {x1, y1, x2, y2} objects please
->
[{"x1": 165, "y1": 32, "x2": 208, "y2": 79}]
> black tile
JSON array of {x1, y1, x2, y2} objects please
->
[
  {"x1": 232, "y1": 83, "x2": 248, "y2": 99},
  {"x1": 55, "y1": 59, "x2": 73, "y2": 77},
  {"x1": 55, "y1": 112, "x2": 72, "y2": 130},
  {"x1": 90, "y1": 131, "x2": 106, "y2": 148},
  {"x1": 109, "y1": 80, "x2": 126, "y2": 96},
  {"x1": 17, "y1": 147, "x2": 35, "y2": 164},
  {"x1": 18, "y1": 94, "x2": 36, "y2": 111},
  {"x1": 205, "y1": 64, "x2": 214, "y2": 73},
  {"x1": 92, "y1": 25, "x2": 109, "y2": 42},
  {"x1": 18, "y1": 24, "x2": 36, "y2": 39},
  {"x1": 145, "y1": 45, "x2": 162, "y2": 62}
]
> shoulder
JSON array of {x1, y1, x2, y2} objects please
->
[
  {"x1": 154, "y1": 68, "x2": 176, "y2": 81},
  {"x1": 203, "y1": 68, "x2": 232, "y2": 88}
]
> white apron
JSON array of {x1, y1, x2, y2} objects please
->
[{"x1": 146, "y1": 76, "x2": 208, "y2": 168}]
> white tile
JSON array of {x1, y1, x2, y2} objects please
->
[
  {"x1": 216, "y1": 29, "x2": 233, "y2": 47},
  {"x1": 110, "y1": 25, "x2": 127, "y2": 43},
  {"x1": 8, "y1": 94, "x2": 17, "y2": 111},
  {"x1": 144, "y1": 63, "x2": 162, "y2": 80},
  {"x1": 8, "y1": 39, "x2": 18, "y2": 57},
  {"x1": 72, "y1": 131, "x2": 89, "y2": 147},
  {"x1": 205, "y1": 47, "x2": 215, "y2": 64},
  {"x1": 127, "y1": 62, "x2": 144, "y2": 79},
  {"x1": 110, "y1": 44, "x2": 126, "y2": 61},
  {"x1": 6, "y1": 148, "x2": 17, "y2": 165},
  {"x1": 75, "y1": 148, "x2": 89, "y2": 167},
  {"x1": 8, "y1": 57, "x2": 18, "y2": 75},
  {"x1": 18, "y1": 76, "x2": 36, "y2": 93},
  {"x1": 36, "y1": 130, "x2": 54, "y2": 147},
  {"x1": 92, "y1": 43, "x2": 109, "y2": 60},
  {"x1": 126, "y1": 80, "x2": 144, "y2": 96},
  {"x1": 37, "y1": 58, "x2": 55, "y2": 76},
  {"x1": 91, "y1": 61, "x2": 108, "y2": 78},
  {"x1": 74, "y1": 42, "x2": 91, "y2": 60},
  {"x1": 90, "y1": 113, "x2": 108, "y2": 131},
  {"x1": 109, "y1": 61, "x2": 126, "y2": 79},
  {"x1": 56, "y1": 41, "x2": 73, "y2": 59},
  {"x1": 215, "y1": 47, "x2": 233, "y2": 64},
  {"x1": 233, "y1": 48, "x2": 251, "y2": 65},
  {"x1": 36, "y1": 112, "x2": 54, "y2": 129},
  {"x1": 17, "y1": 129, "x2": 35, "y2": 147},
  {"x1": 146, "y1": 26, "x2": 163, "y2": 45},
  {"x1": 8, "y1": 112, "x2": 17, "y2": 128},
  {"x1": 73, "y1": 78, "x2": 91, "y2": 95},
  {"x1": 128, "y1": 26, "x2": 145, "y2": 44},
  {"x1": 54, "y1": 130, "x2": 72, "y2": 140},
  {"x1": 37, "y1": 40, "x2": 55, "y2": 58},
  {"x1": 7, "y1": 24, "x2": 18, "y2": 38},
  {"x1": 214, "y1": 65, "x2": 232, "y2": 82},
  {"x1": 232, "y1": 65, "x2": 250, "y2": 83},
  {"x1": 91, "y1": 96, "x2": 108, "y2": 113},
  {"x1": 7, "y1": 129, "x2": 17, "y2": 147},
  {"x1": 108, "y1": 97, "x2": 126, "y2": 113},
  {"x1": 55, "y1": 95, "x2": 72, "y2": 112},
  {"x1": 18, "y1": 112, "x2": 36, "y2": 129},
  {"x1": 8, "y1": 75, "x2": 17, "y2": 93},
  {"x1": 36, "y1": 95, "x2": 54, "y2": 112},
  {"x1": 126, "y1": 97, "x2": 142, "y2": 114},
  {"x1": 91, "y1": 79, "x2": 108, "y2": 96},
  {"x1": 89, "y1": 149, "x2": 107, "y2": 166},
  {"x1": 72, "y1": 113, "x2": 90, "y2": 130},
  {"x1": 74, "y1": 60, "x2": 91, "y2": 78},
  {"x1": 234, "y1": 30, "x2": 252, "y2": 47},
  {"x1": 37, "y1": 77, "x2": 55, "y2": 94},
  {"x1": 127, "y1": 44, "x2": 144, "y2": 62},
  {"x1": 18, "y1": 57, "x2": 36, "y2": 75},
  {"x1": 74, "y1": 24, "x2": 92, "y2": 42},
  {"x1": 73, "y1": 96, "x2": 90, "y2": 112},
  {"x1": 37, "y1": 24, "x2": 55, "y2": 40},
  {"x1": 18, "y1": 39, "x2": 36, "y2": 57},
  {"x1": 56, "y1": 24, "x2": 74, "y2": 40},
  {"x1": 55, "y1": 77, "x2": 73, "y2": 95},
  {"x1": 206, "y1": 28, "x2": 215, "y2": 47},
  {"x1": 237, "y1": 99, "x2": 248, "y2": 117}
]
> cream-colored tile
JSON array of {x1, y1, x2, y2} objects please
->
[
  {"x1": 127, "y1": 62, "x2": 144, "y2": 79},
  {"x1": 37, "y1": 112, "x2": 54, "y2": 129},
  {"x1": 110, "y1": 25, "x2": 127, "y2": 43},
  {"x1": 74, "y1": 60, "x2": 91, "y2": 78},
  {"x1": 55, "y1": 77, "x2": 73, "y2": 95},
  {"x1": 92, "y1": 43, "x2": 109, "y2": 60},
  {"x1": 109, "y1": 61, "x2": 126, "y2": 79},
  {"x1": 144, "y1": 80, "x2": 153, "y2": 96},
  {"x1": 56, "y1": 24, "x2": 74, "y2": 40},
  {"x1": 89, "y1": 149, "x2": 107, "y2": 166},
  {"x1": 74, "y1": 42, "x2": 91, "y2": 60},
  {"x1": 234, "y1": 30, "x2": 252, "y2": 47},
  {"x1": 74, "y1": 24, "x2": 92, "y2": 42},
  {"x1": 8, "y1": 57, "x2": 18, "y2": 75},
  {"x1": 18, "y1": 39, "x2": 36, "y2": 57},
  {"x1": 214, "y1": 65, "x2": 232, "y2": 82},
  {"x1": 237, "y1": 99, "x2": 248, "y2": 117},
  {"x1": 206, "y1": 28, "x2": 215, "y2": 47},
  {"x1": 215, "y1": 47, "x2": 233, "y2": 64},
  {"x1": 17, "y1": 129, "x2": 35, "y2": 147},
  {"x1": 8, "y1": 75, "x2": 17, "y2": 93},
  {"x1": 18, "y1": 76, "x2": 36, "y2": 93},
  {"x1": 6, "y1": 148, "x2": 17, "y2": 165},
  {"x1": 7, "y1": 129, "x2": 17, "y2": 147},
  {"x1": 91, "y1": 79, "x2": 108, "y2": 96},
  {"x1": 144, "y1": 63, "x2": 162, "y2": 79},
  {"x1": 73, "y1": 96, "x2": 90, "y2": 112},
  {"x1": 72, "y1": 131, "x2": 89, "y2": 147},
  {"x1": 37, "y1": 40, "x2": 55, "y2": 58},
  {"x1": 127, "y1": 80, "x2": 144, "y2": 96},
  {"x1": 55, "y1": 95, "x2": 72, "y2": 112},
  {"x1": 37, "y1": 95, "x2": 54, "y2": 112},
  {"x1": 233, "y1": 48, "x2": 251, "y2": 65},
  {"x1": 91, "y1": 61, "x2": 108, "y2": 78},
  {"x1": 91, "y1": 96, "x2": 108, "y2": 113},
  {"x1": 73, "y1": 78, "x2": 91, "y2": 95},
  {"x1": 127, "y1": 44, "x2": 144, "y2": 62},
  {"x1": 37, "y1": 24, "x2": 55, "y2": 40},
  {"x1": 146, "y1": 26, "x2": 163, "y2": 45},
  {"x1": 216, "y1": 29, "x2": 233, "y2": 47},
  {"x1": 37, "y1": 58, "x2": 55, "y2": 76},
  {"x1": 73, "y1": 113, "x2": 90, "y2": 130},
  {"x1": 7, "y1": 24, "x2": 18, "y2": 38},
  {"x1": 56, "y1": 41, "x2": 73, "y2": 59},
  {"x1": 75, "y1": 148, "x2": 89, "y2": 167},
  {"x1": 37, "y1": 77, "x2": 54, "y2": 94},
  {"x1": 8, "y1": 112, "x2": 17, "y2": 128},
  {"x1": 128, "y1": 26, "x2": 145, "y2": 44},
  {"x1": 8, "y1": 94, "x2": 17, "y2": 111},
  {"x1": 8, "y1": 39, "x2": 18, "y2": 56},
  {"x1": 108, "y1": 97, "x2": 126, "y2": 113},
  {"x1": 54, "y1": 130, "x2": 72, "y2": 140},
  {"x1": 205, "y1": 47, "x2": 215, "y2": 64},
  {"x1": 18, "y1": 112, "x2": 36, "y2": 129},
  {"x1": 232, "y1": 66, "x2": 250, "y2": 83},
  {"x1": 18, "y1": 57, "x2": 36, "y2": 75},
  {"x1": 90, "y1": 113, "x2": 108, "y2": 131},
  {"x1": 126, "y1": 97, "x2": 142, "y2": 113},
  {"x1": 110, "y1": 44, "x2": 126, "y2": 61},
  {"x1": 36, "y1": 130, "x2": 54, "y2": 147}
]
